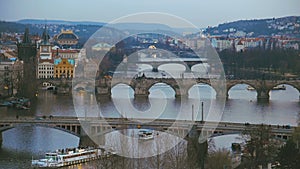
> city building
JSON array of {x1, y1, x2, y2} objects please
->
[
  {"x1": 54, "y1": 58, "x2": 75, "y2": 78},
  {"x1": 55, "y1": 49, "x2": 80, "y2": 59},
  {"x1": 54, "y1": 29, "x2": 79, "y2": 48},
  {"x1": 0, "y1": 54, "x2": 23, "y2": 97},
  {"x1": 235, "y1": 40, "x2": 245, "y2": 52},
  {"x1": 210, "y1": 37, "x2": 233, "y2": 51},
  {"x1": 37, "y1": 61, "x2": 54, "y2": 79},
  {"x1": 91, "y1": 43, "x2": 112, "y2": 51}
]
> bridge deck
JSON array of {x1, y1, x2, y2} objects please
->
[{"x1": 0, "y1": 117, "x2": 294, "y2": 136}]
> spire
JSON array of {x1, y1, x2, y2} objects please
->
[
  {"x1": 42, "y1": 24, "x2": 50, "y2": 45},
  {"x1": 22, "y1": 27, "x2": 31, "y2": 44}
]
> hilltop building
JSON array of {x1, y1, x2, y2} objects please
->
[{"x1": 91, "y1": 43, "x2": 112, "y2": 51}]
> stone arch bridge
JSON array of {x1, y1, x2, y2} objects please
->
[
  {"x1": 96, "y1": 77, "x2": 300, "y2": 101},
  {"x1": 37, "y1": 77, "x2": 300, "y2": 101}
]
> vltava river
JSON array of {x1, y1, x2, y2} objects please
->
[{"x1": 0, "y1": 84, "x2": 299, "y2": 168}]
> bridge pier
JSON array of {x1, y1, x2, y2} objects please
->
[
  {"x1": 216, "y1": 91, "x2": 229, "y2": 99},
  {"x1": 257, "y1": 90, "x2": 270, "y2": 101},
  {"x1": 78, "y1": 127, "x2": 106, "y2": 147},
  {"x1": 79, "y1": 135, "x2": 97, "y2": 147},
  {"x1": 175, "y1": 88, "x2": 188, "y2": 98},
  {"x1": 78, "y1": 123, "x2": 107, "y2": 147},
  {"x1": 134, "y1": 87, "x2": 149, "y2": 97},
  {"x1": 96, "y1": 86, "x2": 111, "y2": 96},
  {"x1": 215, "y1": 88, "x2": 229, "y2": 100}
]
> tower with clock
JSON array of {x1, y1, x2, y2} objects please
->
[{"x1": 39, "y1": 26, "x2": 52, "y2": 60}]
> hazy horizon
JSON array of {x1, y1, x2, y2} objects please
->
[
  {"x1": 0, "y1": 0, "x2": 300, "y2": 28},
  {"x1": 5, "y1": 15, "x2": 299, "y2": 28}
]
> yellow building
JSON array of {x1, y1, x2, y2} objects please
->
[{"x1": 54, "y1": 58, "x2": 74, "y2": 78}]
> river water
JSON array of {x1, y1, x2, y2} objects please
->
[{"x1": 0, "y1": 83, "x2": 299, "y2": 168}]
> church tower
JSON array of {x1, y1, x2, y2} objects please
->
[{"x1": 17, "y1": 28, "x2": 37, "y2": 99}]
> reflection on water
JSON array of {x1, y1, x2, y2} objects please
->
[
  {"x1": 0, "y1": 126, "x2": 79, "y2": 169},
  {"x1": 103, "y1": 129, "x2": 186, "y2": 158},
  {"x1": 210, "y1": 134, "x2": 244, "y2": 151}
]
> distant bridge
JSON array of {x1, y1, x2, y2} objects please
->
[
  {"x1": 133, "y1": 58, "x2": 206, "y2": 71},
  {"x1": 0, "y1": 116, "x2": 294, "y2": 147}
]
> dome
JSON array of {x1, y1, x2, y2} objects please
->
[
  {"x1": 57, "y1": 30, "x2": 78, "y2": 40},
  {"x1": 55, "y1": 29, "x2": 79, "y2": 46}
]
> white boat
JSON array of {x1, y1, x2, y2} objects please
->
[
  {"x1": 31, "y1": 147, "x2": 116, "y2": 168},
  {"x1": 138, "y1": 129, "x2": 154, "y2": 140},
  {"x1": 272, "y1": 85, "x2": 286, "y2": 90},
  {"x1": 246, "y1": 86, "x2": 255, "y2": 91}
]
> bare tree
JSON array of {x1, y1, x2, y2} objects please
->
[
  {"x1": 241, "y1": 124, "x2": 278, "y2": 168},
  {"x1": 206, "y1": 148, "x2": 232, "y2": 169}
]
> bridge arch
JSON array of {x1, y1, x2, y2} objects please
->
[
  {"x1": 37, "y1": 78, "x2": 69, "y2": 88},
  {"x1": 38, "y1": 81, "x2": 56, "y2": 89},
  {"x1": 157, "y1": 63, "x2": 186, "y2": 73},
  {"x1": 111, "y1": 83, "x2": 135, "y2": 98},
  {"x1": 137, "y1": 64, "x2": 153, "y2": 72},
  {"x1": 146, "y1": 82, "x2": 176, "y2": 98},
  {"x1": 270, "y1": 83, "x2": 300, "y2": 94},
  {"x1": 227, "y1": 81, "x2": 258, "y2": 93},
  {"x1": 0, "y1": 124, "x2": 81, "y2": 137},
  {"x1": 191, "y1": 63, "x2": 209, "y2": 74},
  {"x1": 227, "y1": 84, "x2": 257, "y2": 100},
  {"x1": 73, "y1": 81, "x2": 94, "y2": 91},
  {"x1": 148, "y1": 82, "x2": 176, "y2": 98},
  {"x1": 269, "y1": 83, "x2": 300, "y2": 101},
  {"x1": 188, "y1": 83, "x2": 217, "y2": 99},
  {"x1": 0, "y1": 125, "x2": 81, "y2": 151}
]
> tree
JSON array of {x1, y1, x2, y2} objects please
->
[
  {"x1": 206, "y1": 148, "x2": 232, "y2": 169},
  {"x1": 187, "y1": 137, "x2": 208, "y2": 169},
  {"x1": 277, "y1": 139, "x2": 300, "y2": 169},
  {"x1": 276, "y1": 126, "x2": 300, "y2": 169},
  {"x1": 241, "y1": 124, "x2": 278, "y2": 168},
  {"x1": 292, "y1": 126, "x2": 300, "y2": 149}
]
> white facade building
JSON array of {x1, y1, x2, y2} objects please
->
[{"x1": 37, "y1": 62, "x2": 54, "y2": 79}]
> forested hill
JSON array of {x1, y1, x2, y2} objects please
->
[
  {"x1": 204, "y1": 16, "x2": 300, "y2": 38},
  {"x1": 1, "y1": 16, "x2": 300, "y2": 38},
  {"x1": 0, "y1": 21, "x2": 41, "y2": 34}
]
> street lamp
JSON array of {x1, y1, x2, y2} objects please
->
[
  {"x1": 201, "y1": 102, "x2": 204, "y2": 122},
  {"x1": 4, "y1": 85, "x2": 9, "y2": 96}
]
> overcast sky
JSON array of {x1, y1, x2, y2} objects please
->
[{"x1": 0, "y1": 0, "x2": 299, "y2": 28}]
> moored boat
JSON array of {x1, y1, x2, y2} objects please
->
[
  {"x1": 0, "y1": 101, "x2": 13, "y2": 107},
  {"x1": 0, "y1": 97, "x2": 30, "y2": 109},
  {"x1": 138, "y1": 129, "x2": 154, "y2": 140},
  {"x1": 272, "y1": 85, "x2": 286, "y2": 90},
  {"x1": 246, "y1": 86, "x2": 255, "y2": 91},
  {"x1": 31, "y1": 146, "x2": 116, "y2": 168}
]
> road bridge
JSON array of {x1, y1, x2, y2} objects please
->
[{"x1": 0, "y1": 116, "x2": 295, "y2": 147}]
